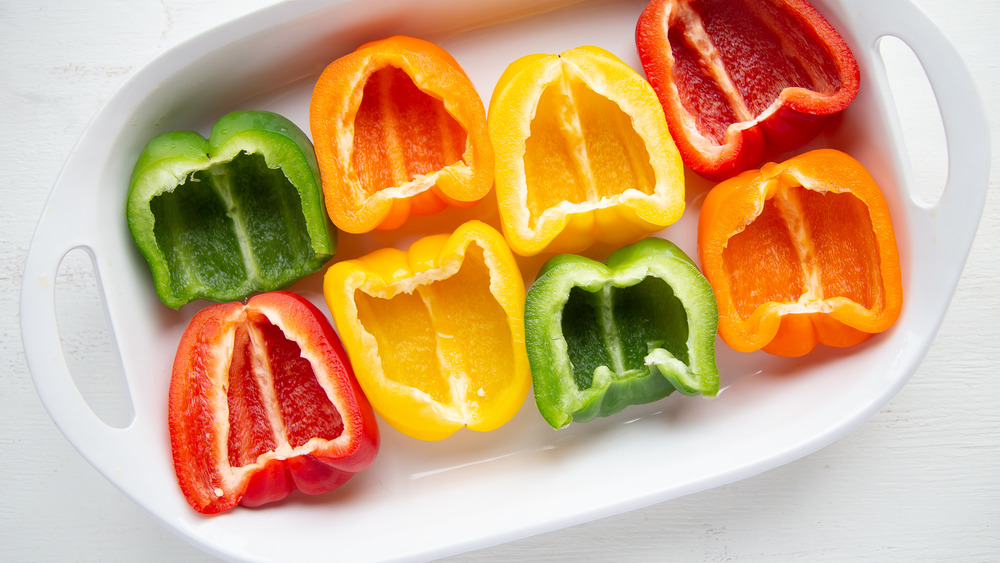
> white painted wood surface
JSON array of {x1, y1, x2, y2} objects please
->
[{"x1": 2, "y1": 0, "x2": 997, "y2": 560}]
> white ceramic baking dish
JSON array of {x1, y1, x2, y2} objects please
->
[{"x1": 20, "y1": 0, "x2": 989, "y2": 561}]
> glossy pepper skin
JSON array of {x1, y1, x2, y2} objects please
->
[
  {"x1": 310, "y1": 35, "x2": 494, "y2": 234},
  {"x1": 127, "y1": 110, "x2": 335, "y2": 309},
  {"x1": 323, "y1": 220, "x2": 530, "y2": 441},
  {"x1": 488, "y1": 45, "x2": 685, "y2": 256},
  {"x1": 698, "y1": 149, "x2": 903, "y2": 357},
  {"x1": 525, "y1": 237, "x2": 719, "y2": 429},
  {"x1": 636, "y1": 0, "x2": 860, "y2": 181},
  {"x1": 168, "y1": 291, "x2": 379, "y2": 514}
]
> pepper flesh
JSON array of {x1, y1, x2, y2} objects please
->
[
  {"x1": 488, "y1": 45, "x2": 685, "y2": 256},
  {"x1": 310, "y1": 35, "x2": 493, "y2": 234},
  {"x1": 698, "y1": 149, "x2": 903, "y2": 357},
  {"x1": 126, "y1": 110, "x2": 335, "y2": 309},
  {"x1": 323, "y1": 221, "x2": 530, "y2": 440},
  {"x1": 636, "y1": 0, "x2": 860, "y2": 181},
  {"x1": 168, "y1": 291, "x2": 379, "y2": 514},
  {"x1": 525, "y1": 237, "x2": 719, "y2": 429}
]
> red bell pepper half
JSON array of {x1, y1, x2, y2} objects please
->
[
  {"x1": 168, "y1": 291, "x2": 379, "y2": 514},
  {"x1": 636, "y1": 0, "x2": 860, "y2": 181}
]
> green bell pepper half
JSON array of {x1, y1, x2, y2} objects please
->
[
  {"x1": 126, "y1": 110, "x2": 335, "y2": 308},
  {"x1": 525, "y1": 237, "x2": 720, "y2": 429}
]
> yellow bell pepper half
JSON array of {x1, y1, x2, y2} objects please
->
[
  {"x1": 488, "y1": 45, "x2": 686, "y2": 256},
  {"x1": 323, "y1": 221, "x2": 530, "y2": 440}
]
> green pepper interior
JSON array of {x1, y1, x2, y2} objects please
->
[
  {"x1": 561, "y1": 276, "x2": 690, "y2": 391},
  {"x1": 150, "y1": 151, "x2": 315, "y2": 297}
]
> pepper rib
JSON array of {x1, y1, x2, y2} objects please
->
[
  {"x1": 772, "y1": 182, "x2": 825, "y2": 306},
  {"x1": 377, "y1": 68, "x2": 410, "y2": 188},
  {"x1": 207, "y1": 163, "x2": 264, "y2": 288},
  {"x1": 557, "y1": 61, "x2": 599, "y2": 206},
  {"x1": 243, "y1": 317, "x2": 292, "y2": 458},
  {"x1": 597, "y1": 282, "x2": 628, "y2": 376},
  {"x1": 676, "y1": 5, "x2": 753, "y2": 123}
]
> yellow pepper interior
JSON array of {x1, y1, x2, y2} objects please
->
[
  {"x1": 523, "y1": 63, "x2": 656, "y2": 228},
  {"x1": 352, "y1": 244, "x2": 514, "y2": 416}
]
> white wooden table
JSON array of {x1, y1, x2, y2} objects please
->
[{"x1": 3, "y1": 0, "x2": 997, "y2": 560}]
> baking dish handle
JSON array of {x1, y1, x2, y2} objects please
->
[
  {"x1": 841, "y1": 0, "x2": 990, "y2": 254},
  {"x1": 20, "y1": 212, "x2": 148, "y2": 485}
]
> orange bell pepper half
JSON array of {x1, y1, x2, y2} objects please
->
[
  {"x1": 698, "y1": 149, "x2": 903, "y2": 357},
  {"x1": 488, "y1": 45, "x2": 685, "y2": 256},
  {"x1": 310, "y1": 35, "x2": 493, "y2": 233},
  {"x1": 323, "y1": 221, "x2": 530, "y2": 440}
]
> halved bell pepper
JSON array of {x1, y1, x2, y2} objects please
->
[
  {"x1": 323, "y1": 220, "x2": 530, "y2": 440},
  {"x1": 636, "y1": 0, "x2": 860, "y2": 180},
  {"x1": 488, "y1": 45, "x2": 685, "y2": 256},
  {"x1": 310, "y1": 35, "x2": 494, "y2": 234},
  {"x1": 698, "y1": 149, "x2": 903, "y2": 357},
  {"x1": 168, "y1": 291, "x2": 379, "y2": 514},
  {"x1": 525, "y1": 237, "x2": 719, "y2": 429},
  {"x1": 127, "y1": 110, "x2": 335, "y2": 309}
]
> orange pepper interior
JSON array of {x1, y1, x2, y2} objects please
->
[
  {"x1": 351, "y1": 66, "x2": 467, "y2": 202},
  {"x1": 311, "y1": 36, "x2": 494, "y2": 234},
  {"x1": 722, "y1": 182, "x2": 883, "y2": 320}
]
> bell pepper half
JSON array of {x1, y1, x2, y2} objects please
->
[
  {"x1": 488, "y1": 45, "x2": 685, "y2": 257},
  {"x1": 168, "y1": 291, "x2": 379, "y2": 514},
  {"x1": 323, "y1": 220, "x2": 530, "y2": 441},
  {"x1": 698, "y1": 149, "x2": 903, "y2": 357},
  {"x1": 310, "y1": 35, "x2": 494, "y2": 234},
  {"x1": 636, "y1": 0, "x2": 860, "y2": 181},
  {"x1": 126, "y1": 110, "x2": 335, "y2": 309},
  {"x1": 525, "y1": 237, "x2": 719, "y2": 429}
]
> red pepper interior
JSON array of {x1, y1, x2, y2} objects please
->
[
  {"x1": 351, "y1": 66, "x2": 467, "y2": 198},
  {"x1": 227, "y1": 323, "x2": 278, "y2": 467},
  {"x1": 670, "y1": 0, "x2": 843, "y2": 143},
  {"x1": 226, "y1": 313, "x2": 344, "y2": 469}
]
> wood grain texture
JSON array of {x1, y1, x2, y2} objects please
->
[{"x1": 2, "y1": 0, "x2": 997, "y2": 561}]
